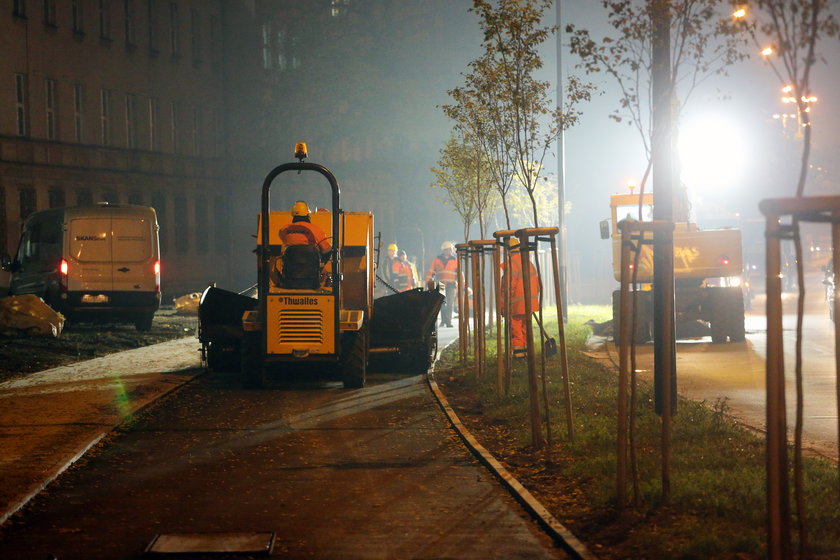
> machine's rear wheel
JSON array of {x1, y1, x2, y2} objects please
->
[
  {"x1": 341, "y1": 325, "x2": 368, "y2": 389},
  {"x1": 241, "y1": 332, "x2": 265, "y2": 388},
  {"x1": 710, "y1": 288, "x2": 745, "y2": 343}
]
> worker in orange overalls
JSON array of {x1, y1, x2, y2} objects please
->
[
  {"x1": 426, "y1": 241, "x2": 458, "y2": 327},
  {"x1": 501, "y1": 237, "x2": 540, "y2": 359},
  {"x1": 279, "y1": 201, "x2": 332, "y2": 260},
  {"x1": 396, "y1": 250, "x2": 416, "y2": 291}
]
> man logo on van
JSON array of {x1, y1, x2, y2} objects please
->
[{"x1": 75, "y1": 234, "x2": 106, "y2": 241}]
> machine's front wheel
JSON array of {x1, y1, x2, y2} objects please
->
[
  {"x1": 341, "y1": 325, "x2": 368, "y2": 389},
  {"x1": 241, "y1": 332, "x2": 265, "y2": 388},
  {"x1": 207, "y1": 341, "x2": 240, "y2": 372}
]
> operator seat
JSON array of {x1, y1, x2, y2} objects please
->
[{"x1": 281, "y1": 244, "x2": 322, "y2": 290}]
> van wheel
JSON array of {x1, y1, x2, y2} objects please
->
[{"x1": 135, "y1": 313, "x2": 154, "y2": 331}]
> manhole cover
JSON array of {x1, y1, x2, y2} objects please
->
[{"x1": 145, "y1": 532, "x2": 274, "y2": 556}]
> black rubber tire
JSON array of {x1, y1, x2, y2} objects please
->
[
  {"x1": 341, "y1": 325, "x2": 367, "y2": 389},
  {"x1": 206, "y1": 342, "x2": 240, "y2": 372},
  {"x1": 135, "y1": 312, "x2": 154, "y2": 332},
  {"x1": 710, "y1": 287, "x2": 745, "y2": 343},
  {"x1": 241, "y1": 332, "x2": 265, "y2": 389}
]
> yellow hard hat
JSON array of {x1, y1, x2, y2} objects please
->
[
  {"x1": 388, "y1": 243, "x2": 398, "y2": 252},
  {"x1": 508, "y1": 237, "x2": 521, "y2": 250},
  {"x1": 292, "y1": 200, "x2": 310, "y2": 217}
]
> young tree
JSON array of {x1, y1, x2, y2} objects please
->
[
  {"x1": 444, "y1": 52, "x2": 519, "y2": 229},
  {"x1": 566, "y1": 0, "x2": 748, "y2": 214},
  {"x1": 730, "y1": 1, "x2": 839, "y2": 196},
  {"x1": 430, "y1": 134, "x2": 498, "y2": 241},
  {"x1": 475, "y1": 0, "x2": 591, "y2": 228},
  {"x1": 445, "y1": 0, "x2": 591, "y2": 229}
]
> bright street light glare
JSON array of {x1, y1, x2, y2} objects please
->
[{"x1": 678, "y1": 116, "x2": 748, "y2": 193}]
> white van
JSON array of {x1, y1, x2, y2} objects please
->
[{"x1": 2, "y1": 204, "x2": 161, "y2": 330}]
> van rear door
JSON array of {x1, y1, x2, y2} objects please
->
[
  {"x1": 111, "y1": 217, "x2": 155, "y2": 291},
  {"x1": 68, "y1": 218, "x2": 113, "y2": 292},
  {"x1": 67, "y1": 214, "x2": 155, "y2": 293}
]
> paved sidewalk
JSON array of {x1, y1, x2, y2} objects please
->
[{"x1": 0, "y1": 337, "x2": 202, "y2": 525}]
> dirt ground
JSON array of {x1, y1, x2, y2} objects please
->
[{"x1": 0, "y1": 306, "x2": 199, "y2": 384}]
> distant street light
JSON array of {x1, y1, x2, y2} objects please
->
[{"x1": 761, "y1": 46, "x2": 774, "y2": 56}]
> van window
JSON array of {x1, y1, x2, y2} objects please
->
[
  {"x1": 17, "y1": 220, "x2": 61, "y2": 264},
  {"x1": 69, "y1": 218, "x2": 111, "y2": 262},
  {"x1": 112, "y1": 218, "x2": 152, "y2": 262}
]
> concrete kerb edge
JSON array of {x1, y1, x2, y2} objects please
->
[
  {"x1": 426, "y1": 341, "x2": 598, "y2": 560},
  {"x1": 0, "y1": 358, "x2": 206, "y2": 527}
]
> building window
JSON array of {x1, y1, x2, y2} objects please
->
[
  {"x1": 19, "y1": 188, "x2": 37, "y2": 220},
  {"x1": 169, "y1": 2, "x2": 179, "y2": 57},
  {"x1": 261, "y1": 23, "x2": 272, "y2": 70},
  {"x1": 173, "y1": 196, "x2": 188, "y2": 254},
  {"x1": 14, "y1": 74, "x2": 27, "y2": 137},
  {"x1": 148, "y1": 97, "x2": 158, "y2": 150},
  {"x1": 208, "y1": 14, "x2": 220, "y2": 69},
  {"x1": 77, "y1": 188, "x2": 93, "y2": 206},
  {"x1": 194, "y1": 196, "x2": 207, "y2": 253},
  {"x1": 191, "y1": 106, "x2": 200, "y2": 156},
  {"x1": 48, "y1": 188, "x2": 66, "y2": 208},
  {"x1": 0, "y1": 186, "x2": 6, "y2": 253},
  {"x1": 100, "y1": 88, "x2": 112, "y2": 146},
  {"x1": 213, "y1": 194, "x2": 228, "y2": 254},
  {"x1": 99, "y1": 0, "x2": 111, "y2": 40},
  {"x1": 72, "y1": 0, "x2": 84, "y2": 34},
  {"x1": 125, "y1": 93, "x2": 136, "y2": 148},
  {"x1": 101, "y1": 189, "x2": 119, "y2": 203},
  {"x1": 43, "y1": 0, "x2": 56, "y2": 27},
  {"x1": 331, "y1": 0, "x2": 350, "y2": 18},
  {"x1": 147, "y1": 0, "x2": 158, "y2": 54},
  {"x1": 45, "y1": 79, "x2": 58, "y2": 140},
  {"x1": 73, "y1": 84, "x2": 85, "y2": 142},
  {"x1": 212, "y1": 107, "x2": 222, "y2": 156},
  {"x1": 190, "y1": 8, "x2": 201, "y2": 64},
  {"x1": 13, "y1": 0, "x2": 27, "y2": 18},
  {"x1": 124, "y1": 0, "x2": 136, "y2": 48},
  {"x1": 170, "y1": 101, "x2": 179, "y2": 153},
  {"x1": 151, "y1": 191, "x2": 167, "y2": 254}
]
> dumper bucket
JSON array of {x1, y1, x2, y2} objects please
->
[
  {"x1": 198, "y1": 286, "x2": 257, "y2": 372},
  {"x1": 198, "y1": 286, "x2": 257, "y2": 344},
  {"x1": 370, "y1": 288, "x2": 444, "y2": 373}
]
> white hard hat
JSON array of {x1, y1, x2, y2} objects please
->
[{"x1": 441, "y1": 241, "x2": 454, "y2": 251}]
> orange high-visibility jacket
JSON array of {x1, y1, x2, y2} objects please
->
[
  {"x1": 426, "y1": 254, "x2": 458, "y2": 285},
  {"x1": 279, "y1": 220, "x2": 331, "y2": 255},
  {"x1": 389, "y1": 258, "x2": 415, "y2": 290},
  {"x1": 501, "y1": 252, "x2": 540, "y2": 316}
]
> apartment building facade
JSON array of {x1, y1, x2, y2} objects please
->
[{"x1": 0, "y1": 0, "x2": 269, "y2": 296}]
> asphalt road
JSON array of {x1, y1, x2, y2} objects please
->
[{"x1": 0, "y1": 334, "x2": 568, "y2": 560}]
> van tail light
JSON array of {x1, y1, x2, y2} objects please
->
[
  {"x1": 153, "y1": 260, "x2": 161, "y2": 291},
  {"x1": 59, "y1": 259, "x2": 69, "y2": 291},
  {"x1": 720, "y1": 255, "x2": 731, "y2": 266}
]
